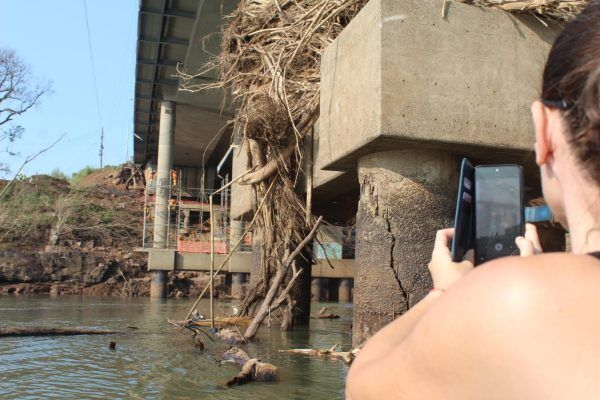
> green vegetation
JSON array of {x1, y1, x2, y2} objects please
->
[
  {"x1": 0, "y1": 172, "x2": 141, "y2": 248},
  {"x1": 70, "y1": 166, "x2": 97, "y2": 186},
  {"x1": 49, "y1": 168, "x2": 69, "y2": 181}
]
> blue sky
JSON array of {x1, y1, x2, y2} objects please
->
[{"x1": 0, "y1": 0, "x2": 138, "y2": 177}]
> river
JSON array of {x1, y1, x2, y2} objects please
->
[{"x1": 0, "y1": 296, "x2": 352, "y2": 399}]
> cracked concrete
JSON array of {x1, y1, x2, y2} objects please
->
[{"x1": 353, "y1": 149, "x2": 459, "y2": 345}]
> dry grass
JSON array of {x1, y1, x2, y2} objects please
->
[{"x1": 462, "y1": 0, "x2": 590, "y2": 20}]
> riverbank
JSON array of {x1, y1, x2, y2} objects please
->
[
  {"x1": 0, "y1": 247, "x2": 229, "y2": 298},
  {"x1": 0, "y1": 170, "x2": 233, "y2": 299}
]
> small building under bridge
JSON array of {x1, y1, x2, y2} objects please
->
[{"x1": 134, "y1": 0, "x2": 568, "y2": 342}]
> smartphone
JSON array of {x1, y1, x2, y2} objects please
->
[
  {"x1": 474, "y1": 165, "x2": 524, "y2": 265},
  {"x1": 451, "y1": 158, "x2": 475, "y2": 262}
]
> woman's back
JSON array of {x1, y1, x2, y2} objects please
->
[{"x1": 347, "y1": 3, "x2": 600, "y2": 397}]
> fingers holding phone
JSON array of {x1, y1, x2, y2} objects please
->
[
  {"x1": 429, "y1": 228, "x2": 474, "y2": 290},
  {"x1": 516, "y1": 223, "x2": 543, "y2": 256}
]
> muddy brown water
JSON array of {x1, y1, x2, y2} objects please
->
[{"x1": 0, "y1": 296, "x2": 352, "y2": 399}]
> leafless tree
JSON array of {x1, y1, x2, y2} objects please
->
[{"x1": 0, "y1": 48, "x2": 51, "y2": 172}]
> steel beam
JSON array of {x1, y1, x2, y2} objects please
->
[
  {"x1": 139, "y1": 36, "x2": 189, "y2": 46},
  {"x1": 136, "y1": 78, "x2": 179, "y2": 86},
  {"x1": 140, "y1": 8, "x2": 196, "y2": 19},
  {"x1": 137, "y1": 58, "x2": 180, "y2": 67}
]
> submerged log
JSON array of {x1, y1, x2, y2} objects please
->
[
  {"x1": 223, "y1": 347, "x2": 280, "y2": 386},
  {"x1": 279, "y1": 344, "x2": 360, "y2": 365},
  {"x1": 0, "y1": 327, "x2": 117, "y2": 337},
  {"x1": 310, "y1": 306, "x2": 340, "y2": 319},
  {"x1": 216, "y1": 328, "x2": 247, "y2": 345},
  {"x1": 169, "y1": 316, "x2": 253, "y2": 330}
]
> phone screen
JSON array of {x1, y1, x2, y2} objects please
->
[{"x1": 475, "y1": 166, "x2": 523, "y2": 265}]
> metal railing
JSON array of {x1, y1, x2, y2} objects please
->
[{"x1": 141, "y1": 175, "x2": 252, "y2": 253}]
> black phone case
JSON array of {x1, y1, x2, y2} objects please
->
[{"x1": 451, "y1": 158, "x2": 475, "y2": 262}]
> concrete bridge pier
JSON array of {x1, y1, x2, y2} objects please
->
[
  {"x1": 150, "y1": 100, "x2": 175, "y2": 299},
  {"x1": 311, "y1": 278, "x2": 329, "y2": 301},
  {"x1": 338, "y1": 278, "x2": 353, "y2": 303},
  {"x1": 353, "y1": 149, "x2": 459, "y2": 345},
  {"x1": 231, "y1": 272, "x2": 247, "y2": 299}
]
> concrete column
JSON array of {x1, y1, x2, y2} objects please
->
[
  {"x1": 353, "y1": 149, "x2": 459, "y2": 345},
  {"x1": 290, "y1": 248, "x2": 313, "y2": 326},
  {"x1": 230, "y1": 220, "x2": 245, "y2": 246},
  {"x1": 150, "y1": 269, "x2": 168, "y2": 298},
  {"x1": 311, "y1": 278, "x2": 329, "y2": 301},
  {"x1": 339, "y1": 279, "x2": 353, "y2": 303},
  {"x1": 231, "y1": 272, "x2": 246, "y2": 299},
  {"x1": 182, "y1": 210, "x2": 191, "y2": 231},
  {"x1": 249, "y1": 226, "x2": 263, "y2": 288},
  {"x1": 151, "y1": 101, "x2": 175, "y2": 298}
]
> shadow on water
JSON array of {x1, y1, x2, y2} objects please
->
[{"x1": 0, "y1": 296, "x2": 352, "y2": 399}]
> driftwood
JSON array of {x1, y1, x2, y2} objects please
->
[
  {"x1": 0, "y1": 327, "x2": 117, "y2": 337},
  {"x1": 458, "y1": 0, "x2": 588, "y2": 21},
  {"x1": 167, "y1": 319, "x2": 215, "y2": 347},
  {"x1": 310, "y1": 306, "x2": 340, "y2": 319},
  {"x1": 243, "y1": 216, "x2": 323, "y2": 340},
  {"x1": 172, "y1": 316, "x2": 253, "y2": 330},
  {"x1": 279, "y1": 343, "x2": 360, "y2": 365},
  {"x1": 223, "y1": 347, "x2": 280, "y2": 386}
]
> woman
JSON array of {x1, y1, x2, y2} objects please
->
[{"x1": 346, "y1": 2, "x2": 600, "y2": 399}]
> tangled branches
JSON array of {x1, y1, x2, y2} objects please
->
[
  {"x1": 178, "y1": 0, "x2": 369, "y2": 332},
  {"x1": 458, "y1": 0, "x2": 589, "y2": 21}
]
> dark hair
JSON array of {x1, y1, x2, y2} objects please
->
[{"x1": 542, "y1": 1, "x2": 600, "y2": 184}]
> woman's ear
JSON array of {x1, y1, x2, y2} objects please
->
[{"x1": 531, "y1": 101, "x2": 550, "y2": 166}]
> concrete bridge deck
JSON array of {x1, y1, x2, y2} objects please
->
[{"x1": 141, "y1": 249, "x2": 355, "y2": 278}]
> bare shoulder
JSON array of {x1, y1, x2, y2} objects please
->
[
  {"x1": 462, "y1": 252, "x2": 600, "y2": 300},
  {"x1": 399, "y1": 253, "x2": 600, "y2": 397},
  {"x1": 432, "y1": 252, "x2": 600, "y2": 324}
]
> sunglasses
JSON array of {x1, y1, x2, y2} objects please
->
[{"x1": 541, "y1": 98, "x2": 573, "y2": 110}]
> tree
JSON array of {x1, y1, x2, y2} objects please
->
[{"x1": 0, "y1": 48, "x2": 51, "y2": 173}]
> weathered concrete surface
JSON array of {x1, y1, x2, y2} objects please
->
[
  {"x1": 290, "y1": 248, "x2": 313, "y2": 326},
  {"x1": 249, "y1": 226, "x2": 263, "y2": 288},
  {"x1": 311, "y1": 278, "x2": 329, "y2": 302},
  {"x1": 151, "y1": 100, "x2": 175, "y2": 298},
  {"x1": 230, "y1": 141, "x2": 255, "y2": 220},
  {"x1": 353, "y1": 150, "x2": 459, "y2": 345},
  {"x1": 339, "y1": 278, "x2": 353, "y2": 303},
  {"x1": 319, "y1": 0, "x2": 560, "y2": 172},
  {"x1": 231, "y1": 272, "x2": 246, "y2": 299}
]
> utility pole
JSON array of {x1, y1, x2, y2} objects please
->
[{"x1": 99, "y1": 127, "x2": 104, "y2": 168}]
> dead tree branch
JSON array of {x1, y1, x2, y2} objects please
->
[{"x1": 243, "y1": 216, "x2": 323, "y2": 340}]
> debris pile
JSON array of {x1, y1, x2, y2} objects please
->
[
  {"x1": 179, "y1": 0, "x2": 369, "y2": 337},
  {"x1": 459, "y1": 0, "x2": 589, "y2": 21}
]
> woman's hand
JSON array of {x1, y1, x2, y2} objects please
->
[
  {"x1": 428, "y1": 228, "x2": 474, "y2": 290},
  {"x1": 515, "y1": 223, "x2": 543, "y2": 256}
]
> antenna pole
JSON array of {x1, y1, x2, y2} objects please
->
[{"x1": 99, "y1": 127, "x2": 104, "y2": 168}]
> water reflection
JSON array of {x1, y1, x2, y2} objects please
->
[{"x1": 0, "y1": 296, "x2": 352, "y2": 399}]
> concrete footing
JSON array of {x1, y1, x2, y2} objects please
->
[
  {"x1": 353, "y1": 149, "x2": 459, "y2": 345},
  {"x1": 231, "y1": 272, "x2": 247, "y2": 299},
  {"x1": 338, "y1": 278, "x2": 353, "y2": 303},
  {"x1": 150, "y1": 270, "x2": 168, "y2": 298},
  {"x1": 311, "y1": 278, "x2": 329, "y2": 301}
]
